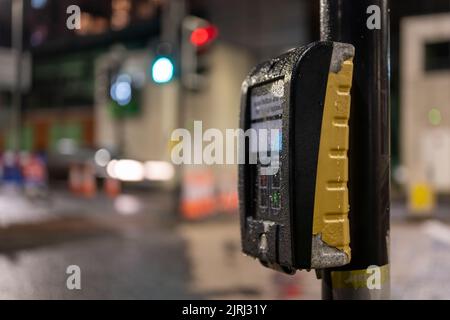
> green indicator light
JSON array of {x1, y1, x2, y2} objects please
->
[
  {"x1": 428, "y1": 108, "x2": 442, "y2": 126},
  {"x1": 272, "y1": 191, "x2": 280, "y2": 206}
]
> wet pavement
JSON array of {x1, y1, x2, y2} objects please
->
[{"x1": 0, "y1": 187, "x2": 449, "y2": 299}]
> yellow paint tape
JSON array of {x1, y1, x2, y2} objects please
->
[{"x1": 331, "y1": 264, "x2": 390, "y2": 289}]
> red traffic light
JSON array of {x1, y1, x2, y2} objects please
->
[{"x1": 190, "y1": 25, "x2": 218, "y2": 47}]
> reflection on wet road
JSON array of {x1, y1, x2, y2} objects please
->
[{"x1": 0, "y1": 189, "x2": 450, "y2": 299}]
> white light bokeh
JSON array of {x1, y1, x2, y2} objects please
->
[
  {"x1": 110, "y1": 159, "x2": 144, "y2": 182},
  {"x1": 144, "y1": 161, "x2": 175, "y2": 181},
  {"x1": 114, "y1": 194, "x2": 141, "y2": 215},
  {"x1": 94, "y1": 149, "x2": 111, "y2": 167},
  {"x1": 106, "y1": 160, "x2": 118, "y2": 179}
]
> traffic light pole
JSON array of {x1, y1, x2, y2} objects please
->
[
  {"x1": 319, "y1": 0, "x2": 391, "y2": 299},
  {"x1": 160, "y1": 0, "x2": 186, "y2": 216},
  {"x1": 11, "y1": 0, "x2": 24, "y2": 151}
]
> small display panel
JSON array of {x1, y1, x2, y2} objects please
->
[{"x1": 250, "y1": 80, "x2": 284, "y2": 219}]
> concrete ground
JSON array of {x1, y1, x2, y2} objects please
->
[{"x1": 0, "y1": 186, "x2": 449, "y2": 299}]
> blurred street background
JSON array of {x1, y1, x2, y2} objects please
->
[{"x1": 0, "y1": 0, "x2": 449, "y2": 299}]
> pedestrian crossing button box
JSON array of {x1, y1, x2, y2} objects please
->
[{"x1": 239, "y1": 41, "x2": 355, "y2": 273}]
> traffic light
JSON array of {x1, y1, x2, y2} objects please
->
[
  {"x1": 108, "y1": 72, "x2": 140, "y2": 118},
  {"x1": 239, "y1": 41, "x2": 355, "y2": 273},
  {"x1": 181, "y1": 16, "x2": 218, "y2": 90},
  {"x1": 189, "y1": 25, "x2": 218, "y2": 47},
  {"x1": 151, "y1": 56, "x2": 175, "y2": 84},
  {"x1": 110, "y1": 74, "x2": 132, "y2": 106}
]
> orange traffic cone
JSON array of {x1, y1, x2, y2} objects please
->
[
  {"x1": 180, "y1": 169, "x2": 216, "y2": 220},
  {"x1": 217, "y1": 173, "x2": 238, "y2": 214},
  {"x1": 81, "y1": 163, "x2": 97, "y2": 198},
  {"x1": 69, "y1": 164, "x2": 82, "y2": 194},
  {"x1": 218, "y1": 190, "x2": 238, "y2": 213},
  {"x1": 104, "y1": 177, "x2": 121, "y2": 198}
]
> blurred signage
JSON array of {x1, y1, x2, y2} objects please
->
[
  {"x1": 29, "y1": 0, "x2": 161, "y2": 53},
  {"x1": 401, "y1": 14, "x2": 450, "y2": 196},
  {"x1": 409, "y1": 183, "x2": 435, "y2": 215},
  {"x1": 31, "y1": 52, "x2": 95, "y2": 108},
  {"x1": 0, "y1": 48, "x2": 31, "y2": 92},
  {"x1": 421, "y1": 128, "x2": 450, "y2": 191}
]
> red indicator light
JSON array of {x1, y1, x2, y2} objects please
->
[{"x1": 190, "y1": 25, "x2": 218, "y2": 47}]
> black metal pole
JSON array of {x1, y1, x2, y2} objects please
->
[
  {"x1": 320, "y1": 0, "x2": 391, "y2": 299},
  {"x1": 11, "y1": 0, "x2": 24, "y2": 152}
]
